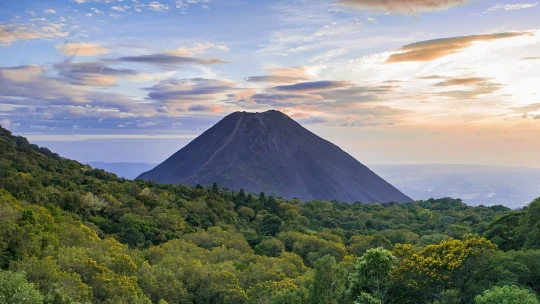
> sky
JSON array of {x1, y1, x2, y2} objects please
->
[{"x1": 1, "y1": 0, "x2": 540, "y2": 167}]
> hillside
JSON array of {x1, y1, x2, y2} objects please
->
[
  {"x1": 138, "y1": 110, "x2": 411, "y2": 203},
  {"x1": 1, "y1": 124, "x2": 540, "y2": 304}
]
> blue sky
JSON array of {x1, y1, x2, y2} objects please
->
[{"x1": 1, "y1": 0, "x2": 540, "y2": 166}]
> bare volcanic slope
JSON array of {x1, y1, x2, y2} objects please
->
[{"x1": 137, "y1": 110, "x2": 412, "y2": 203}]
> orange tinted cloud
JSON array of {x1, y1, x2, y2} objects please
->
[
  {"x1": 246, "y1": 66, "x2": 310, "y2": 84},
  {"x1": 435, "y1": 77, "x2": 491, "y2": 86},
  {"x1": 56, "y1": 42, "x2": 109, "y2": 56},
  {"x1": 387, "y1": 32, "x2": 530, "y2": 63},
  {"x1": 265, "y1": 66, "x2": 309, "y2": 78},
  {"x1": 234, "y1": 89, "x2": 256, "y2": 101},
  {"x1": 0, "y1": 24, "x2": 68, "y2": 46},
  {"x1": 1, "y1": 65, "x2": 42, "y2": 81},
  {"x1": 338, "y1": 0, "x2": 468, "y2": 13}
]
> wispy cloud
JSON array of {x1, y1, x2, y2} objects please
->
[
  {"x1": 145, "y1": 78, "x2": 234, "y2": 109},
  {"x1": 103, "y1": 53, "x2": 228, "y2": 67},
  {"x1": 167, "y1": 42, "x2": 229, "y2": 57},
  {"x1": 0, "y1": 23, "x2": 68, "y2": 46},
  {"x1": 148, "y1": 1, "x2": 169, "y2": 12},
  {"x1": 274, "y1": 81, "x2": 351, "y2": 93},
  {"x1": 90, "y1": 8, "x2": 104, "y2": 14},
  {"x1": 56, "y1": 42, "x2": 109, "y2": 56},
  {"x1": 387, "y1": 32, "x2": 531, "y2": 62},
  {"x1": 53, "y1": 61, "x2": 138, "y2": 87},
  {"x1": 245, "y1": 66, "x2": 310, "y2": 84},
  {"x1": 488, "y1": 2, "x2": 538, "y2": 11},
  {"x1": 338, "y1": 0, "x2": 468, "y2": 13}
]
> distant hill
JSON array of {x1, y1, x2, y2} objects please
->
[
  {"x1": 137, "y1": 110, "x2": 412, "y2": 203},
  {"x1": 370, "y1": 164, "x2": 540, "y2": 208},
  {"x1": 87, "y1": 162, "x2": 157, "y2": 179}
]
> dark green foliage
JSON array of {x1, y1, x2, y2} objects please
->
[
  {"x1": 254, "y1": 238, "x2": 285, "y2": 257},
  {"x1": 260, "y1": 214, "x2": 283, "y2": 236}
]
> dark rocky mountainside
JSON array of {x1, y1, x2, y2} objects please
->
[{"x1": 138, "y1": 110, "x2": 412, "y2": 203}]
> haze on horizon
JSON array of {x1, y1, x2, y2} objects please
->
[{"x1": 1, "y1": 0, "x2": 539, "y2": 167}]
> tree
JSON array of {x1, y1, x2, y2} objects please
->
[
  {"x1": 235, "y1": 189, "x2": 247, "y2": 208},
  {"x1": 0, "y1": 270, "x2": 43, "y2": 304},
  {"x1": 265, "y1": 196, "x2": 280, "y2": 214},
  {"x1": 483, "y1": 212, "x2": 524, "y2": 251},
  {"x1": 522, "y1": 198, "x2": 540, "y2": 249},
  {"x1": 254, "y1": 238, "x2": 285, "y2": 257},
  {"x1": 394, "y1": 236, "x2": 497, "y2": 303},
  {"x1": 348, "y1": 248, "x2": 397, "y2": 304},
  {"x1": 212, "y1": 183, "x2": 219, "y2": 195},
  {"x1": 271, "y1": 288, "x2": 309, "y2": 304},
  {"x1": 475, "y1": 285, "x2": 538, "y2": 304},
  {"x1": 309, "y1": 255, "x2": 347, "y2": 304},
  {"x1": 260, "y1": 214, "x2": 282, "y2": 236}
]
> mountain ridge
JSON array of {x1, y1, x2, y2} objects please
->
[{"x1": 138, "y1": 110, "x2": 412, "y2": 203}]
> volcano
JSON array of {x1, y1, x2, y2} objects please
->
[{"x1": 137, "y1": 110, "x2": 412, "y2": 203}]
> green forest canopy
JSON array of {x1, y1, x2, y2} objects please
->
[{"x1": 1, "y1": 125, "x2": 539, "y2": 304}]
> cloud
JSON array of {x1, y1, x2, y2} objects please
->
[
  {"x1": 417, "y1": 75, "x2": 446, "y2": 79},
  {"x1": 187, "y1": 105, "x2": 223, "y2": 113},
  {"x1": 316, "y1": 86, "x2": 395, "y2": 102},
  {"x1": 25, "y1": 10, "x2": 36, "y2": 17},
  {"x1": 337, "y1": 0, "x2": 468, "y2": 13},
  {"x1": 74, "y1": 0, "x2": 91, "y2": 3},
  {"x1": 111, "y1": 6, "x2": 125, "y2": 12},
  {"x1": 175, "y1": 0, "x2": 211, "y2": 10},
  {"x1": 0, "y1": 65, "x2": 146, "y2": 115},
  {"x1": 387, "y1": 32, "x2": 531, "y2": 63},
  {"x1": 90, "y1": 8, "x2": 104, "y2": 14},
  {"x1": 274, "y1": 81, "x2": 350, "y2": 93},
  {"x1": 137, "y1": 121, "x2": 159, "y2": 127},
  {"x1": 44, "y1": 9, "x2": 57, "y2": 14},
  {"x1": 436, "y1": 82, "x2": 503, "y2": 99},
  {"x1": 148, "y1": 1, "x2": 169, "y2": 12},
  {"x1": 246, "y1": 93, "x2": 323, "y2": 107},
  {"x1": 53, "y1": 61, "x2": 138, "y2": 87},
  {"x1": 434, "y1": 77, "x2": 491, "y2": 86},
  {"x1": 245, "y1": 75, "x2": 309, "y2": 84},
  {"x1": 56, "y1": 42, "x2": 109, "y2": 56},
  {"x1": 234, "y1": 89, "x2": 257, "y2": 101},
  {"x1": 167, "y1": 42, "x2": 229, "y2": 57},
  {"x1": 524, "y1": 56, "x2": 540, "y2": 60},
  {"x1": 1, "y1": 65, "x2": 43, "y2": 81},
  {"x1": 298, "y1": 116, "x2": 328, "y2": 124},
  {"x1": 103, "y1": 53, "x2": 228, "y2": 67},
  {"x1": 510, "y1": 103, "x2": 540, "y2": 114},
  {"x1": 245, "y1": 66, "x2": 310, "y2": 84},
  {"x1": 0, "y1": 119, "x2": 20, "y2": 129},
  {"x1": 423, "y1": 75, "x2": 505, "y2": 99},
  {"x1": 0, "y1": 23, "x2": 68, "y2": 46},
  {"x1": 145, "y1": 78, "x2": 234, "y2": 107},
  {"x1": 488, "y1": 2, "x2": 538, "y2": 11}
]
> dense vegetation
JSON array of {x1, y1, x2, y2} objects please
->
[{"x1": 1, "y1": 125, "x2": 540, "y2": 304}]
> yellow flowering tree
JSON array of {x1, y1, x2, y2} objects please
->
[{"x1": 393, "y1": 236, "x2": 496, "y2": 302}]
